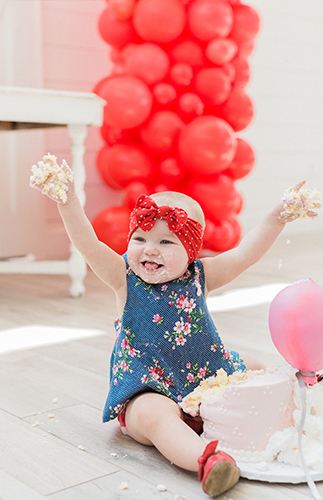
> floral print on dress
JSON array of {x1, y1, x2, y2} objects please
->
[
  {"x1": 111, "y1": 328, "x2": 140, "y2": 384},
  {"x1": 108, "y1": 401, "x2": 127, "y2": 420},
  {"x1": 103, "y1": 256, "x2": 246, "y2": 423},
  {"x1": 184, "y1": 361, "x2": 212, "y2": 388},
  {"x1": 141, "y1": 358, "x2": 175, "y2": 396}
]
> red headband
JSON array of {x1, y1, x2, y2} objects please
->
[{"x1": 128, "y1": 195, "x2": 204, "y2": 264}]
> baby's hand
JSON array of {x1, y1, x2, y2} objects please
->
[
  {"x1": 30, "y1": 153, "x2": 74, "y2": 204},
  {"x1": 277, "y1": 181, "x2": 322, "y2": 223}
]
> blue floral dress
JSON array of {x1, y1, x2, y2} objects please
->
[{"x1": 103, "y1": 254, "x2": 246, "y2": 422}]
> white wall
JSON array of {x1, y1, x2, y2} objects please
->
[
  {"x1": 239, "y1": 0, "x2": 323, "y2": 236},
  {"x1": 0, "y1": 0, "x2": 45, "y2": 259}
]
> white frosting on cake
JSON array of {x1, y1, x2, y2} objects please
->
[
  {"x1": 181, "y1": 368, "x2": 323, "y2": 470},
  {"x1": 265, "y1": 381, "x2": 323, "y2": 471},
  {"x1": 201, "y1": 370, "x2": 294, "y2": 454}
]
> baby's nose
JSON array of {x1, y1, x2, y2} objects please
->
[{"x1": 144, "y1": 243, "x2": 159, "y2": 255}]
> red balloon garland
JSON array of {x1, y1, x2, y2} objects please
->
[{"x1": 93, "y1": 0, "x2": 260, "y2": 254}]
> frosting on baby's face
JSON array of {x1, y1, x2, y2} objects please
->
[{"x1": 127, "y1": 219, "x2": 189, "y2": 284}]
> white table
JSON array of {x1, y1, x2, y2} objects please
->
[{"x1": 0, "y1": 86, "x2": 105, "y2": 297}]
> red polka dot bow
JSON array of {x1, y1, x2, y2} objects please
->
[{"x1": 128, "y1": 194, "x2": 204, "y2": 264}]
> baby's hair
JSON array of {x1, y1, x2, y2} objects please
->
[{"x1": 150, "y1": 191, "x2": 205, "y2": 229}]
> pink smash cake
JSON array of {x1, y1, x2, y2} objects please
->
[{"x1": 180, "y1": 368, "x2": 323, "y2": 470}]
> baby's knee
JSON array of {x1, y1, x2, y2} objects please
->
[{"x1": 126, "y1": 392, "x2": 181, "y2": 433}]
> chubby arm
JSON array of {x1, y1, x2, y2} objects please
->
[
  {"x1": 202, "y1": 181, "x2": 321, "y2": 295},
  {"x1": 30, "y1": 154, "x2": 126, "y2": 293},
  {"x1": 202, "y1": 202, "x2": 286, "y2": 294},
  {"x1": 57, "y1": 197, "x2": 126, "y2": 292}
]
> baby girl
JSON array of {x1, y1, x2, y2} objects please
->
[{"x1": 30, "y1": 155, "x2": 320, "y2": 497}]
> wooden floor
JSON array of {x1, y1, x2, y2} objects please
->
[{"x1": 0, "y1": 232, "x2": 322, "y2": 500}]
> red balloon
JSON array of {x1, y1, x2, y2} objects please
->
[
  {"x1": 220, "y1": 63, "x2": 236, "y2": 82},
  {"x1": 224, "y1": 138, "x2": 255, "y2": 179},
  {"x1": 96, "y1": 146, "x2": 120, "y2": 190},
  {"x1": 195, "y1": 68, "x2": 231, "y2": 106},
  {"x1": 98, "y1": 7, "x2": 136, "y2": 49},
  {"x1": 178, "y1": 116, "x2": 237, "y2": 175},
  {"x1": 100, "y1": 75, "x2": 153, "y2": 129},
  {"x1": 170, "y1": 63, "x2": 194, "y2": 88},
  {"x1": 100, "y1": 123, "x2": 140, "y2": 145},
  {"x1": 231, "y1": 56, "x2": 250, "y2": 89},
  {"x1": 152, "y1": 83, "x2": 177, "y2": 108},
  {"x1": 124, "y1": 43, "x2": 170, "y2": 85},
  {"x1": 230, "y1": 4, "x2": 261, "y2": 45},
  {"x1": 232, "y1": 190, "x2": 243, "y2": 214},
  {"x1": 124, "y1": 181, "x2": 151, "y2": 208},
  {"x1": 98, "y1": 143, "x2": 156, "y2": 188},
  {"x1": 178, "y1": 93, "x2": 204, "y2": 120},
  {"x1": 169, "y1": 40, "x2": 205, "y2": 68},
  {"x1": 92, "y1": 205, "x2": 131, "y2": 255},
  {"x1": 140, "y1": 111, "x2": 185, "y2": 157},
  {"x1": 187, "y1": 175, "x2": 239, "y2": 219},
  {"x1": 93, "y1": 76, "x2": 113, "y2": 95},
  {"x1": 269, "y1": 279, "x2": 323, "y2": 374},
  {"x1": 206, "y1": 37, "x2": 238, "y2": 66},
  {"x1": 238, "y1": 39, "x2": 255, "y2": 58},
  {"x1": 216, "y1": 88, "x2": 253, "y2": 131},
  {"x1": 158, "y1": 158, "x2": 186, "y2": 184},
  {"x1": 188, "y1": 1, "x2": 233, "y2": 41},
  {"x1": 133, "y1": 0, "x2": 186, "y2": 43},
  {"x1": 110, "y1": 0, "x2": 135, "y2": 20},
  {"x1": 203, "y1": 217, "x2": 240, "y2": 253}
]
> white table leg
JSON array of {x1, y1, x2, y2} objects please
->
[{"x1": 67, "y1": 124, "x2": 88, "y2": 297}]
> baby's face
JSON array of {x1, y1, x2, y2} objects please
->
[{"x1": 127, "y1": 219, "x2": 189, "y2": 284}]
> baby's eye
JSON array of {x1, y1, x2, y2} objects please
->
[
  {"x1": 134, "y1": 236, "x2": 145, "y2": 242},
  {"x1": 160, "y1": 239, "x2": 173, "y2": 245}
]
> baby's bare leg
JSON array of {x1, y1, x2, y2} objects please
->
[
  {"x1": 124, "y1": 392, "x2": 206, "y2": 471},
  {"x1": 240, "y1": 351, "x2": 266, "y2": 370}
]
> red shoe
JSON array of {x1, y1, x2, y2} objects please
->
[{"x1": 198, "y1": 440, "x2": 240, "y2": 497}]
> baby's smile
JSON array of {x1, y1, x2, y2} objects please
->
[{"x1": 141, "y1": 260, "x2": 164, "y2": 272}]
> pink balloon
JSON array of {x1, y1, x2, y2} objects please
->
[
  {"x1": 195, "y1": 68, "x2": 231, "y2": 106},
  {"x1": 133, "y1": 0, "x2": 186, "y2": 43},
  {"x1": 100, "y1": 75, "x2": 153, "y2": 129},
  {"x1": 178, "y1": 116, "x2": 237, "y2": 175},
  {"x1": 269, "y1": 279, "x2": 323, "y2": 374},
  {"x1": 124, "y1": 43, "x2": 170, "y2": 85},
  {"x1": 188, "y1": 1, "x2": 233, "y2": 41},
  {"x1": 140, "y1": 111, "x2": 185, "y2": 156}
]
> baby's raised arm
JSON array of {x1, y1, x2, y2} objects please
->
[
  {"x1": 30, "y1": 154, "x2": 126, "y2": 293},
  {"x1": 202, "y1": 181, "x2": 321, "y2": 294}
]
